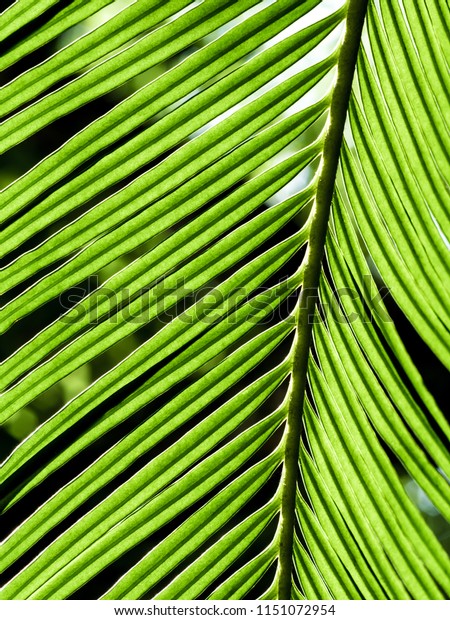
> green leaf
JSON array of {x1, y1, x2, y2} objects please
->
[{"x1": 1, "y1": 0, "x2": 449, "y2": 601}]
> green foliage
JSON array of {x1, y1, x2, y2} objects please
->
[{"x1": 0, "y1": 0, "x2": 449, "y2": 600}]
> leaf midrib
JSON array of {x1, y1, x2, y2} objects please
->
[{"x1": 277, "y1": 0, "x2": 369, "y2": 598}]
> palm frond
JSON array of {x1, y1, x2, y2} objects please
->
[{"x1": 0, "y1": 0, "x2": 448, "y2": 600}]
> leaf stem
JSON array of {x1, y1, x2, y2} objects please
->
[{"x1": 277, "y1": 0, "x2": 368, "y2": 599}]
